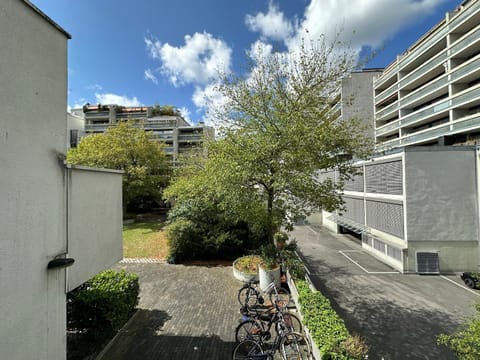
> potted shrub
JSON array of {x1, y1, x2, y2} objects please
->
[
  {"x1": 258, "y1": 240, "x2": 306, "y2": 291},
  {"x1": 233, "y1": 255, "x2": 262, "y2": 282},
  {"x1": 258, "y1": 243, "x2": 281, "y2": 291}
]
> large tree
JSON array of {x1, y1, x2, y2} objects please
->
[
  {"x1": 67, "y1": 121, "x2": 171, "y2": 212},
  {"x1": 167, "y1": 39, "x2": 372, "y2": 243}
]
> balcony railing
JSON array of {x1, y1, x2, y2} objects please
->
[
  {"x1": 448, "y1": 0, "x2": 480, "y2": 34},
  {"x1": 375, "y1": 138, "x2": 401, "y2": 152},
  {"x1": 374, "y1": 63, "x2": 398, "y2": 89},
  {"x1": 85, "y1": 124, "x2": 111, "y2": 132},
  {"x1": 375, "y1": 82, "x2": 398, "y2": 105},
  {"x1": 375, "y1": 101, "x2": 399, "y2": 120},
  {"x1": 450, "y1": 24, "x2": 480, "y2": 58},
  {"x1": 401, "y1": 124, "x2": 450, "y2": 146},
  {"x1": 451, "y1": 86, "x2": 480, "y2": 108},
  {"x1": 376, "y1": 120, "x2": 400, "y2": 137},
  {"x1": 452, "y1": 114, "x2": 480, "y2": 132},
  {"x1": 398, "y1": 25, "x2": 448, "y2": 71},
  {"x1": 399, "y1": 75, "x2": 448, "y2": 108},
  {"x1": 401, "y1": 99, "x2": 449, "y2": 127},
  {"x1": 399, "y1": 50, "x2": 447, "y2": 90},
  {"x1": 178, "y1": 135, "x2": 202, "y2": 141},
  {"x1": 451, "y1": 56, "x2": 480, "y2": 83}
]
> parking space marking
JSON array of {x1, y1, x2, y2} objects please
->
[
  {"x1": 440, "y1": 275, "x2": 480, "y2": 297},
  {"x1": 339, "y1": 250, "x2": 399, "y2": 274},
  {"x1": 306, "y1": 225, "x2": 317, "y2": 234}
]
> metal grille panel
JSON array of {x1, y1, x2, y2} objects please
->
[
  {"x1": 344, "y1": 168, "x2": 364, "y2": 192},
  {"x1": 366, "y1": 200, "x2": 404, "y2": 238},
  {"x1": 365, "y1": 160, "x2": 403, "y2": 195},
  {"x1": 417, "y1": 252, "x2": 440, "y2": 274},
  {"x1": 387, "y1": 245, "x2": 402, "y2": 261},
  {"x1": 342, "y1": 197, "x2": 365, "y2": 224}
]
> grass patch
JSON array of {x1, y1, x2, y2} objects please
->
[{"x1": 123, "y1": 221, "x2": 168, "y2": 259}]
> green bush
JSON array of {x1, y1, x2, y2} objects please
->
[
  {"x1": 67, "y1": 270, "x2": 139, "y2": 339},
  {"x1": 437, "y1": 303, "x2": 480, "y2": 359},
  {"x1": 296, "y1": 280, "x2": 368, "y2": 359},
  {"x1": 166, "y1": 198, "x2": 268, "y2": 262}
]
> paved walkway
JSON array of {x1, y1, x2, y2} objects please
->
[
  {"x1": 96, "y1": 262, "x2": 241, "y2": 360},
  {"x1": 292, "y1": 224, "x2": 480, "y2": 360}
]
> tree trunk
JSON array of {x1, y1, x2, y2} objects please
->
[{"x1": 267, "y1": 189, "x2": 274, "y2": 244}]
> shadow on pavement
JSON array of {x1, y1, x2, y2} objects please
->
[{"x1": 97, "y1": 309, "x2": 235, "y2": 360}]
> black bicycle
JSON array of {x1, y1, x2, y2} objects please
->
[{"x1": 238, "y1": 280, "x2": 290, "y2": 308}]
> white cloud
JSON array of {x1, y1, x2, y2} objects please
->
[
  {"x1": 144, "y1": 32, "x2": 232, "y2": 86},
  {"x1": 86, "y1": 83, "x2": 103, "y2": 92},
  {"x1": 288, "y1": 0, "x2": 447, "y2": 53},
  {"x1": 245, "y1": 1, "x2": 294, "y2": 42},
  {"x1": 248, "y1": 40, "x2": 273, "y2": 63},
  {"x1": 178, "y1": 107, "x2": 192, "y2": 123},
  {"x1": 192, "y1": 83, "x2": 231, "y2": 129},
  {"x1": 94, "y1": 93, "x2": 142, "y2": 106},
  {"x1": 144, "y1": 68, "x2": 158, "y2": 85}
]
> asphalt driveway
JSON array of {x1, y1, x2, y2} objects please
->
[{"x1": 292, "y1": 224, "x2": 480, "y2": 360}]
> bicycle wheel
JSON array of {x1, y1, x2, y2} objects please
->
[
  {"x1": 232, "y1": 339, "x2": 263, "y2": 360},
  {"x1": 280, "y1": 331, "x2": 312, "y2": 360},
  {"x1": 281, "y1": 312, "x2": 303, "y2": 334},
  {"x1": 268, "y1": 287, "x2": 290, "y2": 307},
  {"x1": 238, "y1": 286, "x2": 259, "y2": 307},
  {"x1": 235, "y1": 319, "x2": 264, "y2": 343}
]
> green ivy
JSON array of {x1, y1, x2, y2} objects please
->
[{"x1": 296, "y1": 280, "x2": 367, "y2": 360}]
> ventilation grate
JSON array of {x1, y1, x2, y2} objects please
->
[{"x1": 417, "y1": 252, "x2": 440, "y2": 274}]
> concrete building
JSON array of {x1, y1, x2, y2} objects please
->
[
  {"x1": 71, "y1": 104, "x2": 215, "y2": 163},
  {"x1": 319, "y1": 0, "x2": 480, "y2": 273},
  {"x1": 375, "y1": 0, "x2": 480, "y2": 151},
  {"x1": 322, "y1": 147, "x2": 479, "y2": 273},
  {"x1": 67, "y1": 112, "x2": 85, "y2": 149},
  {"x1": 0, "y1": 2, "x2": 123, "y2": 359}
]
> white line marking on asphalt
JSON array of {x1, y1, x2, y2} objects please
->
[
  {"x1": 306, "y1": 225, "x2": 317, "y2": 234},
  {"x1": 440, "y1": 275, "x2": 480, "y2": 297},
  {"x1": 339, "y1": 250, "x2": 399, "y2": 274}
]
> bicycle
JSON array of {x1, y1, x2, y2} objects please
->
[
  {"x1": 236, "y1": 292, "x2": 303, "y2": 344},
  {"x1": 232, "y1": 331, "x2": 312, "y2": 360},
  {"x1": 238, "y1": 280, "x2": 290, "y2": 309}
]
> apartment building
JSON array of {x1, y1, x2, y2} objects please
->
[
  {"x1": 316, "y1": 0, "x2": 480, "y2": 273},
  {"x1": 375, "y1": 0, "x2": 480, "y2": 151},
  {"x1": 71, "y1": 104, "x2": 214, "y2": 163}
]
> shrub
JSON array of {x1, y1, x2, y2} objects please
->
[
  {"x1": 67, "y1": 270, "x2": 139, "y2": 338},
  {"x1": 166, "y1": 198, "x2": 267, "y2": 262},
  {"x1": 437, "y1": 303, "x2": 480, "y2": 360},
  {"x1": 296, "y1": 280, "x2": 368, "y2": 360}
]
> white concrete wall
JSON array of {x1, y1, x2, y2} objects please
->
[
  {"x1": 67, "y1": 166, "x2": 123, "y2": 291},
  {"x1": 0, "y1": 1, "x2": 69, "y2": 359}
]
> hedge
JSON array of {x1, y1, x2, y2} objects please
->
[
  {"x1": 296, "y1": 280, "x2": 368, "y2": 360},
  {"x1": 67, "y1": 269, "x2": 140, "y2": 339}
]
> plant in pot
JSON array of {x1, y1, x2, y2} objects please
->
[{"x1": 258, "y1": 239, "x2": 306, "y2": 291}]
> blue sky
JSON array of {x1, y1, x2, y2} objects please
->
[{"x1": 31, "y1": 0, "x2": 458, "y2": 125}]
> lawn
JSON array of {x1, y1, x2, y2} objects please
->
[{"x1": 123, "y1": 220, "x2": 168, "y2": 259}]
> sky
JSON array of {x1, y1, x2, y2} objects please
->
[{"x1": 31, "y1": 0, "x2": 459, "y2": 126}]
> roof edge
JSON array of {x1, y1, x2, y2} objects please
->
[{"x1": 23, "y1": 0, "x2": 71, "y2": 39}]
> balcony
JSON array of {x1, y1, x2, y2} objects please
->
[
  {"x1": 375, "y1": 138, "x2": 401, "y2": 152},
  {"x1": 374, "y1": 63, "x2": 398, "y2": 90},
  {"x1": 448, "y1": 0, "x2": 480, "y2": 34},
  {"x1": 85, "y1": 123, "x2": 112, "y2": 132},
  {"x1": 451, "y1": 56, "x2": 480, "y2": 83},
  {"x1": 84, "y1": 111, "x2": 109, "y2": 120},
  {"x1": 375, "y1": 82, "x2": 398, "y2": 105},
  {"x1": 144, "y1": 119, "x2": 177, "y2": 129},
  {"x1": 450, "y1": 24, "x2": 480, "y2": 58},
  {"x1": 398, "y1": 25, "x2": 448, "y2": 71},
  {"x1": 399, "y1": 50, "x2": 447, "y2": 90},
  {"x1": 451, "y1": 86, "x2": 480, "y2": 108},
  {"x1": 375, "y1": 101, "x2": 399, "y2": 121},
  {"x1": 401, "y1": 124, "x2": 450, "y2": 146},
  {"x1": 399, "y1": 75, "x2": 448, "y2": 108},
  {"x1": 451, "y1": 113, "x2": 480, "y2": 133},
  {"x1": 178, "y1": 134, "x2": 203, "y2": 142},
  {"x1": 401, "y1": 99, "x2": 449, "y2": 128},
  {"x1": 376, "y1": 120, "x2": 400, "y2": 137}
]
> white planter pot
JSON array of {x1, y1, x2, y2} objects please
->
[{"x1": 259, "y1": 265, "x2": 281, "y2": 291}]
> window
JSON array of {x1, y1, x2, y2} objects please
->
[{"x1": 70, "y1": 129, "x2": 78, "y2": 148}]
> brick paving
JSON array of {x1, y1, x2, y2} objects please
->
[{"x1": 96, "y1": 262, "x2": 242, "y2": 360}]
